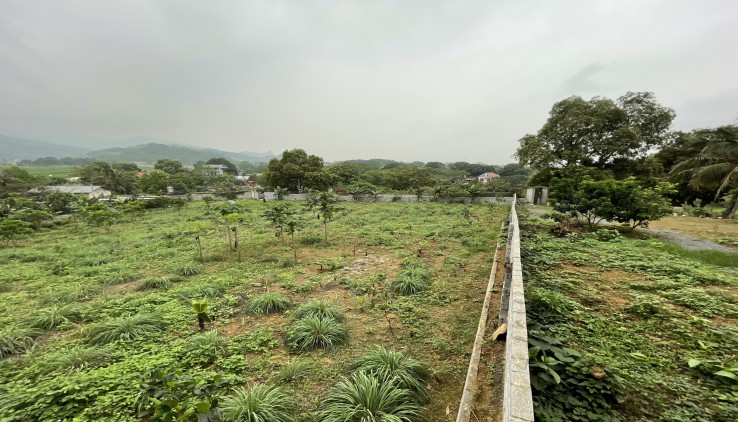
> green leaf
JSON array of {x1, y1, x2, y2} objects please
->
[
  {"x1": 688, "y1": 358, "x2": 702, "y2": 368},
  {"x1": 715, "y1": 370, "x2": 738, "y2": 380}
]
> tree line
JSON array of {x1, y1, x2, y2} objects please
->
[{"x1": 516, "y1": 91, "x2": 737, "y2": 223}]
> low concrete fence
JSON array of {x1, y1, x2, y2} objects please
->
[
  {"x1": 456, "y1": 196, "x2": 533, "y2": 422},
  {"x1": 501, "y1": 198, "x2": 534, "y2": 421}
]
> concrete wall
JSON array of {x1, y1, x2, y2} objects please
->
[{"x1": 502, "y1": 199, "x2": 535, "y2": 421}]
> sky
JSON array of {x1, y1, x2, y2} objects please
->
[{"x1": 1, "y1": 0, "x2": 737, "y2": 163}]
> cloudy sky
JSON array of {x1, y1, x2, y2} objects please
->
[{"x1": 1, "y1": 0, "x2": 737, "y2": 162}]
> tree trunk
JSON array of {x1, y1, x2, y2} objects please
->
[
  {"x1": 324, "y1": 220, "x2": 328, "y2": 243},
  {"x1": 234, "y1": 227, "x2": 240, "y2": 261},
  {"x1": 198, "y1": 315, "x2": 205, "y2": 332},
  {"x1": 226, "y1": 227, "x2": 233, "y2": 251},
  {"x1": 723, "y1": 195, "x2": 737, "y2": 219}
]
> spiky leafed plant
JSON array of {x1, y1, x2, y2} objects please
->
[
  {"x1": 316, "y1": 372, "x2": 425, "y2": 422},
  {"x1": 86, "y1": 314, "x2": 166, "y2": 345},
  {"x1": 245, "y1": 293, "x2": 292, "y2": 315},
  {"x1": 391, "y1": 261, "x2": 430, "y2": 295},
  {"x1": 27, "y1": 306, "x2": 81, "y2": 330},
  {"x1": 135, "y1": 277, "x2": 172, "y2": 291},
  {"x1": 186, "y1": 330, "x2": 228, "y2": 362},
  {"x1": 285, "y1": 316, "x2": 349, "y2": 352},
  {"x1": 221, "y1": 384, "x2": 296, "y2": 422},
  {"x1": 274, "y1": 359, "x2": 313, "y2": 384},
  {"x1": 348, "y1": 346, "x2": 432, "y2": 403},
  {"x1": 292, "y1": 300, "x2": 345, "y2": 322},
  {"x1": 43, "y1": 345, "x2": 111, "y2": 374},
  {"x1": 0, "y1": 328, "x2": 40, "y2": 358}
]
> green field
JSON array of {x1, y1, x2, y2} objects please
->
[
  {"x1": 0, "y1": 200, "x2": 505, "y2": 421},
  {"x1": 521, "y1": 215, "x2": 738, "y2": 421},
  {"x1": 17, "y1": 165, "x2": 79, "y2": 178}
]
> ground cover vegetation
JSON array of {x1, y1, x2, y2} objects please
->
[
  {"x1": 0, "y1": 197, "x2": 505, "y2": 421},
  {"x1": 520, "y1": 213, "x2": 738, "y2": 421}
]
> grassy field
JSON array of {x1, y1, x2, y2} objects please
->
[
  {"x1": 649, "y1": 215, "x2": 738, "y2": 251},
  {"x1": 0, "y1": 200, "x2": 505, "y2": 421},
  {"x1": 17, "y1": 165, "x2": 79, "y2": 178},
  {"x1": 520, "y1": 213, "x2": 738, "y2": 421}
]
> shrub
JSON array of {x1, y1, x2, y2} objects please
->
[
  {"x1": 172, "y1": 262, "x2": 202, "y2": 277},
  {"x1": 221, "y1": 384, "x2": 296, "y2": 422},
  {"x1": 594, "y1": 229, "x2": 621, "y2": 242},
  {"x1": 186, "y1": 331, "x2": 228, "y2": 362},
  {"x1": 136, "y1": 277, "x2": 172, "y2": 291},
  {"x1": 27, "y1": 306, "x2": 81, "y2": 330},
  {"x1": 316, "y1": 372, "x2": 425, "y2": 422},
  {"x1": 285, "y1": 316, "x2": 349, "y2": 352},
  {"x1": 245, "y1": 293, "x2": 292, "y2": 315},
  {"x1": 42, "y1": 345, "x2": 111, "y2": 374},
  {"x1": 292, "y1": 300, "x2": 345, "y2": 322},
  {"x1": 87, "y1": 314, "x2": 166, "y2": 345},
  {"x1": 391, "y1": 264, "x2": 430, "y2": 295},
  {"x1": 348, "y1": 346, "x2": 432, "y2": 403},
  {"x1": 274, "y1": 359, "x2": 313, "y2": 384},
  {"x1": 0, "y1": 328, "x2": 40, "y2": 358}
]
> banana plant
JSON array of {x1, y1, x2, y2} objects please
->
[{"x1": 191, "y1": 300, "x2": 211, "y2": 332}]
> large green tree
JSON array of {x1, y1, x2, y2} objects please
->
[
  {"x1": 263, "y1": 149, "x2": 335, "y2": 191},
  {"x1": 670, "y1": 125, "x2": 738, "y2": 218},
  {"x1": 154, "y1": 159, "x2": 187, "y2": 175},
  {"x1": 516, "y1": 92, "x2": 675, "y2": 185},
  {"x1": 0, "y1": 166, "x2": 37, "y2": 196}
]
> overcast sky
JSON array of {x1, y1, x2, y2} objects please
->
[{"x1": 1, "y1": 1, "x2": 737, "y2": 163}]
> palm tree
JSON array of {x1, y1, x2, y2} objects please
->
[{"x1": 671, "y1": 125, "x2": 738, "y2": 218}]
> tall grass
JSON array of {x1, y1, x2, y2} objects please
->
[
  {"x1": 87, "y1": 314, "x2": 166, "y2": 345},
  {"x1": 348, "y1": 346, "x2": 432, "y2": 403},
  {"x1": 285, "y1": 316, "x2": 349, "y2": 352},
  {"x1": 245, "y1": 293, "x2": 292, "y2": 315},
  {"x1": 292, "y1": 300, "x2": 345, "y2": 322}
]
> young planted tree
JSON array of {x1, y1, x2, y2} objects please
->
[
  {"x1": 284, "y1": 217, "x2": 301, "y2": 261},
  {"x1": 305, "y1": 191, "x2": 344, "y2": 243},
  {"x1": 0, "y1": 219, "x2": 33, "y2": 245},
  {"x1": 262, "y1": 204, "x2": 295, "y2": 244},
  {"x1": 192, "y1": 299, "x2": 212, "y2": 332}
]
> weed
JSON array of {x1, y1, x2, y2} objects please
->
[
  {"x1": 27, "y1": 306, "x2": 81, "y2": 330},
  {"x1": 136, "y1": 277, "x2": 172, "y2": 291},
  {"x1": 348, "y1": 346, "x2": 432, "y2": 403},
  {"x1": 186, "y1": 331, "x2": 228, "y2": 362},
  {"x1": 0, "y1": 328, "x2": 40, "y2": 358},
  {"x1": 274, "y1": 359, "x2": 313, "y2": 384}
]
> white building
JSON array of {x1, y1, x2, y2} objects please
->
[{"x1": 28, "y1": 185, "x2": 112, "y2": 199}]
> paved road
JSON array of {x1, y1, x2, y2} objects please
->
[{"x1": 639, "y1": 227, "x2": 736, "y2": 253}]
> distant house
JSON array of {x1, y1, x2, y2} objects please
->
[
  {"x1": 477, "y1": 172, "x2": 500, "y2": 184},
  {"x1": 202, "y1": 164, "x2": 228, "y2": 176},
  {"x1": 28, "y1": 185, "x2": 112, "y2": 199},
  {"x1": 235, "y1": 175, "x2": 256, "y2": 187}
]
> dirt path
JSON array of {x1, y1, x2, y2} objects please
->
[{"x1": 639, "y1": 227, "x2": 737, "y2": 253}]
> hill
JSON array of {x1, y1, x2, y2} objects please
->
[
  {"x1": 87, "y1": 143, "x2": 275, "y2": 164},
  {"x1": 0, "y1": 134, "x2": 88, "y2": 162}
]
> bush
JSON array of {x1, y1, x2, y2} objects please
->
[
  {"x1": 172, "y1": 262, "x2": 202, "y2": 277},
  {"x1": 391, "y1": 263, "x2": 431, "y2": 295},
  {"x1": 274, "y1": 359, "x2": 313, "y2": 384},
  {"x1": 316, "y1": 372, "x2": 425, "y2": 422},
  {"x1": 41, "y1": 345, "x2": 111, "y2": 374},
  {"x1": 27, "y1": 306, "x2": 81, "y2": 330},
  {"x1": 221, "y1": 384, "x2": 296, "y2": 422},
  {"x1": 292, "y1": 300, "x2": 345, "y2": 322},
  {"x1": 136, "y1": 277, "x2": 172, "y2": 291},
  {"x1": 348, "y1": 346, "x2": 432, "y2": 403},
  {"x1": 245, "y1": 293, "x2": 292, "y2": 315},
  {"x1": 285, "y1": 316, "x2": 349, "y2": 352},
  {"x1": 185, "y1": 331, "x2": 228, "y2": 362},
  {"x1": 0, "y1": 328, "x2": 40, "y2": 358},
  {"x1": 87, "y1": 314, "x2": 166, "y2": 345},
  {"x1": 594, "y1": 229, "x2": 621, "y2": 242}
]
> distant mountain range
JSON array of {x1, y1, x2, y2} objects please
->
[
  {"x1": 0, "y1": 134, "x2": 88, "y2": 161},
  {"x1": 0, "y1": 134, "x2": 276, "y2": 164}
]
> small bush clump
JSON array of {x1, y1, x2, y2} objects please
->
[
  {"x1": 292, "y1": 300, "x2": 345, "y2": 322},
  {"x1": 285, "y1": 316, "x2": 349, "y2": 352},
  {"x1": 27, "y1": 306, "x2": 81, "y2": 330},
  {"x1": 136, "y1": 277, "x2": 172, "y2": 291},
  {"x1": 221, "y1": 384, "x2": 296, "y2": 422},
  {"x1": 391, "y1": 262, "x2": 430, "y2": 295},
  {"x1": 245, "y1": 293, "x2": 292, "y2": 315},
  {"x1": 348, "y1": 346, "x2": 432, "y2": 403},
  {"x1": 274, "y1": 359, "x2": 313, "y2": 384},
  {"x1": 316, "y1": 372, "x2": 424, "y2": 422},
  {"x1": 0, "y1": 328, "x2": 41, "y2": 358},
  {"x1": 186, "y1": 331, "x2": 228, "y2": 361},
  {"x1": 172, "y1": 262, "x2": 202, "y2": 277},
  {"x1": 87, "y1": 314, "x2": 166, "y2": 345}
]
